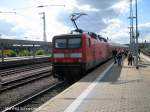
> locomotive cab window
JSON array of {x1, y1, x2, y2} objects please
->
[
  {"x1": 68, "y1": 38, "x2": 81, "y2": 48},
  {"x1": 55, "y1": 38, "x2": 67, "y2": 48}
]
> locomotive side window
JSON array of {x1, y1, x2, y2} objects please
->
[
  {"x1": 55, "y1": 39, "x2": 67, "y2": 48},
  {"x1": 68, "y1": 38, "x2": 81, "y2": 48},
  {"x1": 86, "y1": 38, "x2": 91, "y2": 47}
]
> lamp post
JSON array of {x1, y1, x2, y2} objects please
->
[
  {"x1": 135, "y1": 0, "x2": 139, "y2": 69},
  {"x1": 128, "y1": 0, "x2": 139, "y2": 69},
  {"x1": 39, "y1": 12, "x2": 47, "y2": 42},
  {"x1": 128, "y1": 0, "x2": 136, "y2": 55},
  {"x1": 37, "y1": 5, "x2": 65, "y2": 42}
]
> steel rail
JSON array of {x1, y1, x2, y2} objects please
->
[
  {"x1": 1, "y1": 71, "x2": 52, "y2": 92},
  {"x1": 2, "y1": 81, "x2": 64, "y2": 112},
  {"x1": 0, "y1": 63, "x2": 51, "y2": 77}
]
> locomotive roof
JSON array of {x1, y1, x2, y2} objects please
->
[
  {"x1": 53, "y1": 33, "x2": 108, "y2": 42},
  {"x1": 53, "y1": 33, "x2": 82, "y2": 38}
]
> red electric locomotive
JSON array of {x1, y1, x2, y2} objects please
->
[
  {"x1": 51, "y1": 13, "x2": 128, "y2": 81},
  {"x1": 52, "y1": 32, "x2": 113, "y2": 81}
]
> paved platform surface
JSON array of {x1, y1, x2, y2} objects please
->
[{"x1": 34, "y1": 54, "x2": 150, "y2": 112}]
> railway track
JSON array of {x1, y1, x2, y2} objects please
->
[
  {"x1": 1, "y1": 59, "x2": 113, "y2": 112},
  {"x1": 1, "y1": 72, "x2": 52, "y2": 92},
  {"x1": 1, "y1": 66, "x2": 52, "y2": 92},
  {"x1": 0, "y1": 62, "x2": 51, "y2": 77},
  {"x1": 2, "y1": 81, "x2": 68, "y2": 112}
]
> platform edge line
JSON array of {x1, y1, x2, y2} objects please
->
[{"x1": 63, "y1": 63, "x2": 114, "y2": 112}]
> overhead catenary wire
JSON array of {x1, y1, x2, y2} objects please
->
[{"x1": 12, "y1": 4, "x2": 65, "y2": 11}]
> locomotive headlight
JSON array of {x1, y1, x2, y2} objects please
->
[
  {"x1": 53, "y1": 53, "x2": 64, "y2": 58},
  {"x1": 70, "y1": 53, "x2": 82, "y2": 58},
  {"x1": 53, "y1": 53, "x2": 82, "y2": 58}
]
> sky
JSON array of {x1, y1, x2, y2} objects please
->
[{"x1": 0, "y1": 0, "x2": 149, "y2": 44}]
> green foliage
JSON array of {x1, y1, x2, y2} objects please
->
[
  {"x1": 3, "y1": 49, "x2": 17, "y2": 57},
  {"x1": 0, "y1": 49, "x2": 50, "y2": 57},
  {"x1": 36, "y1": 49, "x2": 45, "y2": 55},
  {"x1": 18, "y1": 50, "x2": 31, "y2": 56}
]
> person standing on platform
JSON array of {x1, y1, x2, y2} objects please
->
[
  {"x1": 138, "y1": 48, "x2": 141, "y2": 55},
  {"x1": 128, "y1": 52, "x2": 133, "y2": 65},
  {"x1": 124, "y1": 50, "x2": 128, "y2": 57},
  {"x1": 112, "y1": 49, "x2": 117, "y2": 64},
  {"x1": 117, "y1": 51, "x2": 122, "y2": 67},
  {"x1": 138, "y1": 48, "x2": 141, "y2": 60}
]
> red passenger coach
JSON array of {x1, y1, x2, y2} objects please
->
[{"x1": 52, "y1": 32, "x2": 113, "y2": 81}]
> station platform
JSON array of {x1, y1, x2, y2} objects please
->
[{"x1": 33, "y1": 54, "x2": 150, "y2": 112}]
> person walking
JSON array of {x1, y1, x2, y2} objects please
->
[
  {"x1": 138, "y1": 48, "x2": 141, "y2": 60},
  {"x1": 112, "y1": 49, "x2": 117, "y2": 64},
  {"x1": 138, "y1": 48, "x2": 141, "y2": 55}
]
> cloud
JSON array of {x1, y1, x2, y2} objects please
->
[
  {"x1": 100, "y1": 21, "x2": 150, "y2": 44},
  {"x1": 138, "y1": 22, "x2": 150, "y2": 42},
  {"x1": 76, "y1": 0, "x2": 120, "y2": 9},
  {"x1": 99, "y1": 17, "x2": 129, "y2": 44},
  {"x1": 102, "y1": 18, "x2": 122, "y2": 29},
  {"x1": 0, "y1": 0, "x2": 148, "y2": 44},
  {"x1": 109, "y1": 0, "x2": 129, "y2": 14},
  {"x1": 109, "y1": 29, "x2": 129, "y2": 44},
  {"x1": 56, "y1": 0, "x2": 128, "y2": 33},
  {"x1": 76, "y1": 4, "x2": 100, "y2": 12},
  {"x1": 0, "y1": 0, "x2": 74, "y2": 41},
  {"x1": 139, "y1": 22, "x2": 150, "y2": 29},
  {"x1": 0, "y1": 6, "x2": 43, "y2": 39},
  {"x1": 0, "y1": 0, "x2": 122, "y2": 41}
]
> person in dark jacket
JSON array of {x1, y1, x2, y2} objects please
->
[
  {"x1": 112, "y1": 49, "x2": 117, "y2": 64},
  {"x1": 124, "y1": 49, "x2": 128, "y2": 57},
  {"x1": 117, "y1": 51, "x2": 123, "y2": 66},
  {"x1": 128, "y1": 52, "x2": 133, "y2": 65},
  {"x1": 138, "y1": 48, "x2": 141, "y2": 55}
]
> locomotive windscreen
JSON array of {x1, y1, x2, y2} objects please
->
[
  {"x1": 68, "y1": 38, "x2": 81, "y2": 48},
  {"x1": 55, "y1": 38, "x2": 67, "y2": 48},
  {"x1": 54, "y1": 37, "x2": 81, "y2": 48}
]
